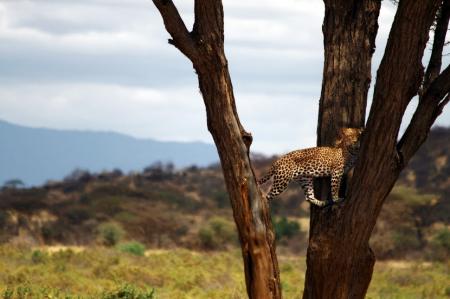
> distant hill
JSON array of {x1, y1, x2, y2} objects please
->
[
  {"x1": 0, "y1": 126, "x2": 448, "y2": 259},
  {"x1": 0, "y1": 120, "x2": 218, "y2": 186}
]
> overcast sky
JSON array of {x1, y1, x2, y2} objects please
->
[{"x1": 0, "y1": 0, "x2": 449, "y2": 155}]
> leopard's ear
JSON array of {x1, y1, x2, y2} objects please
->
[
  {"x1": 339, "y1": 127, "x2": 351, "y2": 138},
  {"x1": 335, "y1": 129, "x2": 345, "y2": 146}
]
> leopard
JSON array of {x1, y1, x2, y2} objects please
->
[{"x1": 258, "y1": 127, "x2": 363, "y2": 207}]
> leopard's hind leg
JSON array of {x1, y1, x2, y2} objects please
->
[
  {"x1": 331, "y1": 168, "x2": 344, "y2": 203},
  {"x1": 266, "y1": 172, "x2": 291, "y2": 201},
  {"x1": 296, "y1": 177, "x2": 326, "y2": 207}
]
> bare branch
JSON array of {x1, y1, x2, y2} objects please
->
[
  {"x1": 425, "y1": 63, "x2": 450, "y2": 100},
  {"x1": 398, "y1": 64, "x2": 450, "y2": 164},
  {"x1": 152, "y1": 0, "x2": 197, "y2": 60},
  {"x1": 423, "y1": 0, "x2": 450, "y2": 91},
  {"x1": 437, "y1": 93, "x2": 450, "y2": 114}
]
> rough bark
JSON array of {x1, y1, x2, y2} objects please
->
[
  {"x1": 305, "y1": 0, "x2": 444, "y2": 298},
  {"x1": 152, "y1": 1, "x2": 281, "y2": 298}
]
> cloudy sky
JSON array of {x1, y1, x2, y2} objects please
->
[{"x1": 0, "y1": 0, "x2": 449, "y2": 155}]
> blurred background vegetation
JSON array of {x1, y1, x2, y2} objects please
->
[{"x1": 0, "y1": 127, "x2": 449, "y2": 298}]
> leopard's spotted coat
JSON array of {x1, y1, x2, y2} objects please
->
[{"x1": 258, "y1": 128, "x2": 363, "y2": 207}]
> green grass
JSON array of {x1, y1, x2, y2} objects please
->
[{"x1": 0, "y1": 245, "x2": 448, "y2": 298}]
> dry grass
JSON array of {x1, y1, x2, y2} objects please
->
[{"x1": 0, "y1": 245, "x2": 449, "y2": 298}]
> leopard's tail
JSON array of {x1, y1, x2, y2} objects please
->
[{"x1": 257, "y1": 165, "x2": 274, "y2": 185}]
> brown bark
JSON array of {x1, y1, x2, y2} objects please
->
[
  {"x1": 305, "y1": 0, "x2": 443, "y2": 298},
  {"x1": 152, "y1": 1, "x2": 281, "y2": 298}
]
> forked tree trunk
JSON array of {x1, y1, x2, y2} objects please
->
[
  {"x1": 153, "y1": 0, "x2": 450, "y2": 298},
  {"x1": 304, "y1": 1, "x2": 443, "y2": 298}
]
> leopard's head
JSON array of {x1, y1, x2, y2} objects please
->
[{"x1": 335, "y1": 127, "x2": 363, "y2": 152}]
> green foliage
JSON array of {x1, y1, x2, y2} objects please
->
[
  {"x1": 98, "y1": 222, "x2": 125, "y2": 246},
  {"x1": 445, "y1": 285, "x2": 450, "y2": 297},
  {"x1": 212, "y1": 191, "x2": 229, "y2": 208},
  {"x1": 117, "y1": 242, "x2": 146, "y2": 256},
  {"x1": 389, "y1": 186, "x2": 435, "y2": 206},
  {"x1": 102, "y1": 284, "x2": 155, "y2": 299},
  {"x1": 0, "y1": 210, "x2": 8, "y2": 227},
  {"x1": 31, "y1": 250, "x2": 48, "y2": 264},
  {"x1": 198, "y1": 217, "x2": 237, "y2": 250},
  {"x1": 2, "y1": 179, "x2": 24, "y2": 189},
  {"x1": 273, "y1": 217, "x2": 300, "y2": 240},
  {"x1": 392, "y1": 229, "x2": 421, "y2": 252},
  {"x1": 432, "y1": 228, "x2": 450, "y2": 250},
  {"x1": 64, "y1": 207, "x2": 93, "y2": 225},
  {"x1": 427, "y1": 227, "x2": 450, "y2": 261}
]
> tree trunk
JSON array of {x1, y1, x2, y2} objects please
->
[
  {"x1": 152, "y1": 1, "x2": 281, "y2": 298},
  {"x1": 304, "y1": 0, "x2": 442, "y2": 298}
]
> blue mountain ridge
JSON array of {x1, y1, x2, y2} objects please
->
[{"x1": 0, "y1": 120, "x2": 218, "y2": 186}]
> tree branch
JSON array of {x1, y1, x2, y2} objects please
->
[
  {"x1": 398, "y1": 64, "x2": 450, "y2": 164},
  {"x1": 422, "y1": 0, "x2": 450, "y2": 91},
  {"x1": 152, "y1": 0, "x2": 197, "y2": 60},
  {"x1": 352, "y1": 0, "x2": 441, "y2": 177}
]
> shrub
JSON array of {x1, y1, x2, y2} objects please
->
[
  {"x1": 2, "y1": 288, "x2": 13, "y2": 299},
  {"x1": 212, "y1": 191, "x2": 229, "y2": 208},
  {"x1": 102, "y1": 284, "x2": 155, "y2": 299},
  {"x1": 391, "y1": 229, "x2": 421, "y2": 252},
  {"x1": 198, "y1": 216, "x2": 237, "y2": 250},
  {"x1": 31, "y1": 250, "x2": 48, "y2": 264},
  {"x1": 433, "y1": 228, "x2": 450, "y2": 250},
  {"x1": 98, "y1": 222, "x2": 125, "y2": 246},
  {"x1": 445, "y1": 285, "x2": 450, "y2": 297},
  {"x1": 0, "y1": 210, "x2": 8, "y2": 227},
  {"x1": 273, "y1": 217, "x2": 300, "y2": 240},
  {"x1": 427, "y1": 227, "x2": 450, "y2": 261},
  {"x1": 117, "y1": 241, "x2": 146, "y2": 256},
  {"x1": 198, "y1": 227, "x2": 215, "y2": 249},
  {"x1": 64, "y1": 207, "x2": 92, "y2": 225}
]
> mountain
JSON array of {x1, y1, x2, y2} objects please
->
[{"x1": 0, "y1": 120, "x2": 218, "y2": 186}]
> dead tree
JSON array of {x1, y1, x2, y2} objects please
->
[{"x1": 152, "y1": 1, "x2": 281, "y2": 298}]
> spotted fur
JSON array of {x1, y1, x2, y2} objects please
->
[{"x1": 258, "y1": 128, "x2": 363, "y2": 207}]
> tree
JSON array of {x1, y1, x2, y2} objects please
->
[
  {"x1": 152, "y1": 1, "x2": 450, "y2": 298},
  {"x1": 305, "y1": 1, "x2": 449, "y2": 298},
  {"x1": 152, "y1": 1, "x2": 281, "y2": 298},
  {"x1": 2, "y1": 179, "x2": 25, "y2": 189}
]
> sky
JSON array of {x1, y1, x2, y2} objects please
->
[{"x1": 0, "y1": 0, "x2": 449, "y2": 155}]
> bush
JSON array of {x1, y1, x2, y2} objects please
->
[
  {"x1": 31, "y1": 250, "x2": 48, "y2": 264},
  {"x1": 433, "y1": 228, "x2": 450, "y2": 250},
  {"x1": 117, "y1": 241, "x2": 146, "y2": 256},
  {"x1": 0, "y1": 210, "x2": 8, "y2": 227},
  {"x1": 273, "y1": 217, "x2": 300, "y2": 240},
  {"x1": 198, "y1": 216, "x2": 237, "y2": 250},
  {"x1": 64, "y1": 207, "x2": 92, "y2": 224},
  {"x1": 212, "y1": 191, "x2": 229, "y2": 208},
  {"x1": 98, "y1": 222, "x2": 125, "y2": 246},
  {"x1": 427, "y1": 228, "x2": 450, "y2": 261},
  {"x1": 391, "y1": 229, "x2": 421, "y2": 252},
  {"x1": 102, "y1": 284, "x2": 155, "y2": 299}
]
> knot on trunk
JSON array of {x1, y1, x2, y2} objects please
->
[{"x1": 242, "y1": 131, "x2": 253, "y2": 149}]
